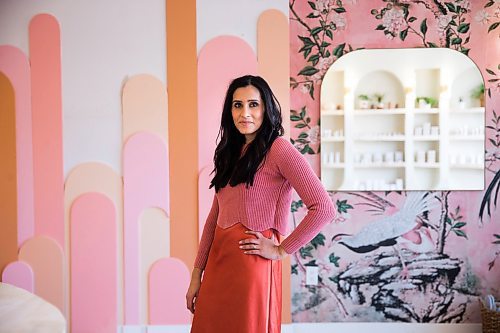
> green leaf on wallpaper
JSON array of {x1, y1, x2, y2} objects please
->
[
  {"x1": 495, "y1": 234, "x2": 500, "y2": 239},
  {"x1": 453, "y1": 222, "x2": 466, "y2": 229},
  {"x1": 333, "y1": 7, "x2": 346, "y2": 13},
  {"x1": 450, "y1": 20, "x2": 457, "y2": 26},
  {"x1": 336, "y1": 199, "x2": 353, "y2": 213},
  {"x1": 333, "y1": 43, "x2": 345, "y2": 57},
  {"x1": 308, "y1": 1, "x2": 316, "y2": 10},
  {"x1": 408, "y1": 17, "x2": 417, "y2": 23},
  {"x1": 304, "y1": 259, "x2": 317, "y2": 267},
  {"x1": 296, "y1": 123, "x2": 307, "y2": 129},
  {"x1": 488, "y1": 78, "x2": 499, "y2": 82},
  {"x1": 299, "y1": 132, "x2": 308, "y2": 139},
  {"x1": 458, "y1": 23, "x2": 470, "y2": 33},
  {"x1": 486, "y1": 68, "x2": 496, "y2": 76},
  {"x1": 325, "y1": 29, "x2": 333, "y2": 40},
  {"x1": 300, "y1": 107, "x2": 306, "y2": 118},
  {"x1": 444, "y1": 2, "x2": 456, "y2": 13},
  {"x1": 329, "y1": 253, "x2": 340, "y2": 267},
  {"x1": 324, "y1": 50, "x2": 331, "y2": 57},
  {"x1": 420, "y1": 18, "x2": 428, "y2": 35},
  {"x1": 427, "y1": 42, "x2": 438, "y2": 47},
  {"x1": 451, "y1": 37, "x2": 462, "y2": 45},
  {"x1": 300, "y1": 245, "x2": 314, "y2": 259},
  {"x1": 311, "y1": 233, "x2": 326, "y2": 249},
  {"x1": 329, "y1": 275, "x2": 339, "y2": 283},
  {"x1": 370, "y1": 9, "x2": 378, "y2": 15},
  {"x1": 298, "y1": 66, "x2": 319, "y2": 76},
  {"x1": 299, "y1": 36, "x2": 315, "y2": 45},
  {"x1": 291, "y1": 264, "x2": 298, "y2": 275},
  {"x1": 446, "y1": 216, "x2": 452, "y2": 225},
  {"x1": 400, "y1": 29, "x2": 408, "y2": 41},
  {"x1": 311, "y1": 26, "x2": 323, "y2": 36},
  {"x1": 460, "y1": 47, "x2": 470, "y2": 56},
  {"x1": 376, "y1": 24, "x2": 385, "y2": 30},
  {"x1": 485, "y1": 1, "x2": 494, "y2": 8},
  {"x1": 308, "y1": 54, "x2": 320, "y2": 66},
  {"x1": 291, "y1": 115, "x2": 302, "y2": 121},
  {"x1": 453, "y1": 229, "x2": 468, "y2": 239},
  {"x1": 489, "y1": 22, "x2": 499, "y2": 33},
  {"x1": 307, "y1": 13, "x2": 319, "y2": 19},
  {"x1": 494, "y1": 240, "x2": 500, "y2": 244}
]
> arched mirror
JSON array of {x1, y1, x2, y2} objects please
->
[{"x1": 320, "y1": 48, "x2": 485, "y2": 191}]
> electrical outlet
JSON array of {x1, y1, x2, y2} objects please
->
[{"x1": 305, "y1": 266, "x2": 319, "y2": 285}]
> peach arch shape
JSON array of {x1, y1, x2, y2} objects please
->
[{"x1": 0, "y1": 45, "x2": 35, "y2": 248}]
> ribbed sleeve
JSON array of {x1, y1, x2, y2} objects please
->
[
  {"x1": 194, "y1": 194, "x2": 219, "y2": 270},
  {"x1": 273, "y1": 138, "x2": 336, "y2": 254}
]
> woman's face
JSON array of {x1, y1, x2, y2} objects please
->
[{"x1": 231, "y1": 85, "x2": 264, "y2": 143}]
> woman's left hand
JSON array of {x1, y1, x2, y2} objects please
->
[{"x1": 239, "y1": 231, "x2": 287, "y2": 260}]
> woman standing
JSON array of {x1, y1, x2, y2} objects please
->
[{"x1": 187, "y1": 75, "x2": 335, "y2": 332}]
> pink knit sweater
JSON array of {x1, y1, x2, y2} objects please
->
[{"x1": 194, "y1": 137, "x2": 336, "y2": 270}]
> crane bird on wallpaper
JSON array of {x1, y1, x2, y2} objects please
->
[{"x1": 332, "y1": 191, "x2": 437, "y2": 277}]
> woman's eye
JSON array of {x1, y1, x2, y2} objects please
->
[
  {"x1": 233, "y1": 102, "x2": 242, "y2": 108},
  {"x1": 250, "y1": 102, "x2": 259, "y2": 107}
]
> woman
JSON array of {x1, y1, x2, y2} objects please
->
[{"x1": 186, "y1": 75, "x2": 335, "y2": 332}]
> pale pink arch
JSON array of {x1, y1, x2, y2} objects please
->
[
  {"x1": 197, "y1": 36, "x2": 258, "y2": 172},
  {"x1": 122, "y1": 74, "x2": 169, "y2": 216},
  {"x1": 258, "y1": 9, "x2": 290, "y2": 138},
  {"x1": 29, "y1": 14, "x2": 64, "y2": 249},
  {"x1": 2, "y1": 261, "x2": 34, "y2": 293},
  {"x1": 0, "y1": 46, "x2": 34, "y2": 248},
  {"x1": 148, "y1": 257, "x2": 191, "y2": 324},
  {"x1": 139, "y1": 208, "x2": 169, "y2": 324},
  {"x1": 70, "y1": 193, "x2": 117, "y2": 333},
  {"x1": 64, "y1": 162, "x2": 123, "y2": 323},
  {"x1": 198, "y1": 166, "x2": 214, "y2": 241},
  {"x1": 18, "y1": 236, "x2": 64, "y2": 313},
  {"x1": 123, "y1": 131, "x2": 169, "y2": 324}
]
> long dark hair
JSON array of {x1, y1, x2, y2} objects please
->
[{"x1": 210, "y1": 75, "x2": 284, "y2": 192}]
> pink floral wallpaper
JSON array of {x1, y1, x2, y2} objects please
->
[{"x1": 289, "y1": 0, "x2": 499, "y2": 323}]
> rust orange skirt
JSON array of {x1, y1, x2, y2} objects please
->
[{"x1": 191, "y1": 223, "x2": 282, "y2": 333}]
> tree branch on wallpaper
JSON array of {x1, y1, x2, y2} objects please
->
[
  {"x1": 289, "y1": 0, "x2": 359, "y2": 99},
  {"x1": 291, "y1": 191, "x2": 486, "y2": 322},
  {"x1": 371, "y1": 0, "x2": 472, "y2": 55}
]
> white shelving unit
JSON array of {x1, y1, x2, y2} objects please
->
[{"x1": 320, "y1": 49, "x2": 485, "y2": 191}]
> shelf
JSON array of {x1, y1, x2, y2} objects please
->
[
  {"x1": 355, "y1": 135, "x2": 405, "y2": 141},
  {"x1": 414, "y1": 162, "x2": 440, "y2": 168},
  {"x1": 322, "y1": 163, "x2": 345, "y2": 168},
  {"x1": 450, "y1": 164, "x2": 483, "y2": 169},
  {"x1": 413, "y1": 136, "x2": 439, "y2": 141},
  {"x1": 322, "y1": 110, "x2": 344, "y2": 116},
  {"x1": 449, "y1": 135, "x2": 484, "y2": 141},
  {"x1": 354, "y1": 162, "x2": 406, "y2": 168},
  {"x1": 322, "y1": 136, "x2": 345, "y2": 142},
  {"x1": 450, "y1": 107, "x2": 485, "y2": 114},
  {"x1": 353, "y1": 109, "x2": 406, "y2": 115},
  {"x1": 414, "y1": 108, "x2": 439, "y2": 114}
]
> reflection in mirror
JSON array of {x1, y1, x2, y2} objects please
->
[{"x1": 320, "y1": 48, "x2": 485, "y2": 191}]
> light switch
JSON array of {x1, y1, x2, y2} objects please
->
[{"x1": 305, "y1": 266, "x2": 319, "y2": 285}]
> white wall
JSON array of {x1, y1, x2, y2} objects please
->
[{"x1": 0, "y1": 0, "x2": 166, "y2": 178}]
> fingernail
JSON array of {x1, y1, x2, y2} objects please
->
[{"x1": 239, "y1": 246, "x2": 243, "y2": 248}]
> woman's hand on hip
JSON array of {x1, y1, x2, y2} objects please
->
[{"x1": 239, "y1": 230, "x2": 287, "y2": 260}]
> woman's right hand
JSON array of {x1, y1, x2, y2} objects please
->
[{"x1": 186, "y1": 269, "x2": 202, "y2": 314}]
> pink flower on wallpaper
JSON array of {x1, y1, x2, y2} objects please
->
[
  {"x1": 332, "y1": 13, "x2": 347, "y2": 30},
  {"x1": 307, "y1": 125, "x2": 321, "y2": 144},
  {"x1": 456, "y1": 0, "x2": 471, "y2": 12},
  {"x1": 382, "y1": 7, "x2": 408, "y2": 39},
  {"x1": 475, "y1": 9, "x2": 491, "y2": 25},
  {"x1": 311, "y1": 56, "x2": 334, "y2": 81},
  {"x1": 300, "y1": 83, "x2": 311, "y2": 94}
]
